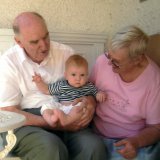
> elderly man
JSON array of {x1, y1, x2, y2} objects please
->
[{"x1": 0, "y1": 12, "x2": 107, "y2": 160}]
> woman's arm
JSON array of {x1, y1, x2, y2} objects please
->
[
  {"x1": 115, "y1": 124, "x2": 160, "y2": 159},
  {"x1": 134, "y1": 124, "x2": 160, "y2": 147}
]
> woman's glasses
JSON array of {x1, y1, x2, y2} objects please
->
[
  {"x1": 104, "y1": 52, "x2": 121, "y2": 68},
  {"x1": 104, "y1": 52, "x2": 131, "y2": 68}
]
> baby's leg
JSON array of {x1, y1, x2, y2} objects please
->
[
  {"x1": 41, "y1": 102, "x2": 62, "y2": 127},
  {"x1": 60, "y1": 102, "x2": 81, "y2": 114},
  {"x1": 52, "y1": 109, "x2": 72, "y2": 126},
  {"x1": 43, "y1": 109, "x2": 59, "y2": 127},
  {"x1": 56, "y1": 103, "x2": 83, "y2": 126}
]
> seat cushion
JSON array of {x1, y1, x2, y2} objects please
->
[{"x1": 146, "y1": 34, "x2": 160, "y2": 66}]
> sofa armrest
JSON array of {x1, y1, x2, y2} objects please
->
[{"x1": 146, "y1": 34, "x2": 160, "y2": 66}]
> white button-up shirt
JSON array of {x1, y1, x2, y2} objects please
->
[{"x1": 0, "y1": 41, "x2": 74, "y2": 109}]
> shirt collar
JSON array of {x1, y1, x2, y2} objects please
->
[
  {"x1": 14, "y1": 44, "x2": 28, "y2": 64},
  {"x1": 15, "y1": 44, "x2": 51, "y2": 66}
]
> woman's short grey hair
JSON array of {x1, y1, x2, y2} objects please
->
[{"x1": 109, "y1": 25, "x2": 149, "y2": 58}]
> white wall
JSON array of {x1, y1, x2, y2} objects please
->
[{"x1": 0, "y1": 0, "x2": 159, "y2": 36}]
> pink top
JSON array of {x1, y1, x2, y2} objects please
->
[{"x1": 90, "y1": 53, "x2": 160, "y2": 138}]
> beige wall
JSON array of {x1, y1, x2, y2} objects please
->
[{"x1": 0, "y1": 0, "x2": 159, "y2": 36}]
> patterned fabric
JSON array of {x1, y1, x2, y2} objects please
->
[{"x1": 48, "y1": 79, "x2": 98, "y2": 102}]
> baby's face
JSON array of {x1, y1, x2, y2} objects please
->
[{"x1": 65, "y1": 65, "x2": 88, "y2": 88}]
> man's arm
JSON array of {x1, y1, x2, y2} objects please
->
[
  {"x1": 1, "y1": 95, "x2": 96, "y2": 131},
  {"x1": 0, "y1": 106, "x2": 51, "y2": 128}
]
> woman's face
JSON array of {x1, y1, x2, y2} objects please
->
[{"x1": 106, "y1": 47, "x2": 135, "y2": 74}]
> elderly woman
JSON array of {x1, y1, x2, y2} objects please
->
[{"x1": 90, "y1": 25, "x2": 160, "y2": 160}]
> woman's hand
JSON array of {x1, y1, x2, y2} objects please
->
[{"x1": 114, "y1": 137, "x2": 139, "y2": 159}]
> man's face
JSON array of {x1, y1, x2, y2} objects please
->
[{"x1": 15, "y1": 20, "x2": 50, "y2": 64}]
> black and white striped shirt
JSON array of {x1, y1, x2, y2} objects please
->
[{"x1": 48, "y1": 79, "x2": 98, "y2": 102}]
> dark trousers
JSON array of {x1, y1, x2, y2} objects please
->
[{"x1": 2, "y1": 108, "x2": 108, "y2": 160}]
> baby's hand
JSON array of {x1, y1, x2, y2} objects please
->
[
  {"x1": 32, "y1": 72, "x2": 49, "y2": 94},
  {"x1": 32, "y1": 72, "x2": 42, "y2": 83},
  {"x1": 96, "y1": 91, "x2": 107, "y2": 103}
]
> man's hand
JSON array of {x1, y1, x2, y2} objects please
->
[
  {"x1": 75, "y1": 97, "x2": 94, "y2": 127},
  {"x1": 63, "y1": 96, "x2": 96, "y2": 131}
]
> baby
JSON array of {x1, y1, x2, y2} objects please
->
[{"x1": 32, "y1": 54, "x2": 107, "y2": 127}]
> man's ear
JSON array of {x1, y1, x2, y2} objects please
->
[{"x1": 14, "y1": 36, "x2": 23, "y2": 48}]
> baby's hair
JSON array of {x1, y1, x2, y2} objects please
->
[{"x1": 65, "y1": 54, "x2": 88, "y2": 69}]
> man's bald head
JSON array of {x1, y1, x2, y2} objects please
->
[
  {"x1": 13, "y1": 12, "x2": 46, "y2": 35},
  {"x1": 12, "y1": 12, "x2": 50, "y2": 64}
]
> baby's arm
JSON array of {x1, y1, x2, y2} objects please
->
[
  {"x1": 96, "y1": 91, "x2": 107, "y2": 103},
  {"x1": 32, "y1": 72, "x2": 50, "y2": 94}
]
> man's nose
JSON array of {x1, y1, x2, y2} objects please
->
[{"x1": 39, "y1": 39, "x2": 48, "y2": 50}]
